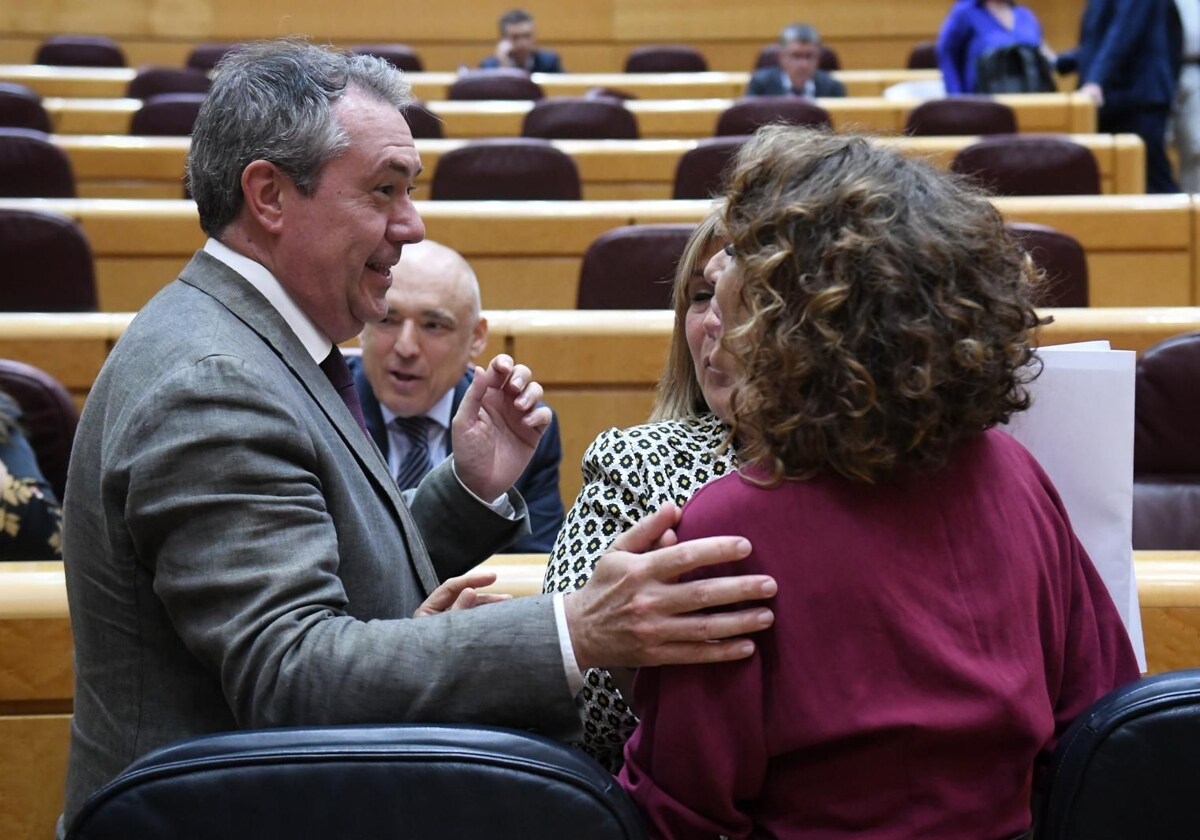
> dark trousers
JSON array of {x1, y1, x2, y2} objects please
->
[{"x1": 1100, "y1": 105, "x2": 1179, "y2": 194}]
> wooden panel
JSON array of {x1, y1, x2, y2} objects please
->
[
  {"x1": 0, "y1": 617, "x2": 73, "y2": 710},
  {"x1": 56, "y1": 133, "x2": 1144, "y2": 208},
  {"x1": 41, "y1": 93, "x2": 1095, "y2": 138},
  {"x1": 0, "y1": 714, "x2": 71, "y2": 840}
]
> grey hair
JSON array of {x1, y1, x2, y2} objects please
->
[
  {"x1": 186, "y1": 38, "x2": 414, "y2": 237},
  {"x1": 780, "y1": 23, "x2": 821, "y2": 46},
  {"x1": 498, "y1": 8, "x2": 534, "y2": 35}
]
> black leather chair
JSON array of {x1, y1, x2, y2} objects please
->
[
  {"x1": 186, "y1": 42, "x2": 241, "y2": 72},
  {"x1": 1132, "y1": 332, "x2": 1200, "y2": 549},
  {"x1": 1006, "y1": 222, "x2": 1089, "y2": 307},
  {"x1": 65, "y1": 724, "x2": 646, "y2": 840},
  {"x1": 904, "y1": 96, "x2": 1018, "y2": 136},
  {"x1": 431, "y1": 139, "x2": 581, "y2": 200},
  {"x1": 578, "y1": 224, "x2": 696, "y2": 309},
  {"x1": 35, "y1": 35, "x2": 125, "y2": 68},
  {"x1": 403, "y1": 101, "x2": 444, "y2": 139},
  {"x1": 672, "y1": 136, "x2": 747, "y2": 199},
  {"x1": 906, "y1": 40, "x2": 939, "y2": 70},
  {"x1": 448, "y1": 69, "x2": 544, "y2": 101},
  {"x1": 0, "y1": 82, "x2": 52, "y2": 132},
  {"x1": 624, "y1": 45, "x2": 708, "y2": 73},
  {"x1": 0, "y1": 359, "x2": 79, "y2": 503},
  {"x1": 0, "y1": 208, "x2": 97, "y2": 313},
  {"x1": 522, "y1": 97, "x2": 639, "y2": 139},
  {"x1": 129, "y1": 93, "x2": 206, "y2": 136},
  {"x1": 348, "y1": 43, "x2": 423, "y2": 72},
  {"x1": 715, "y1": 97, "x2": 832, "y2": 136},
  {"x1": 950, "y1": 136, "x2": 1101, "y2": 196},
  {"x1": 0, "y1": 129, "x2": 75, "y2": 197},
  {"x1": 126, "y1": 66, "x2": 212, "y2": 99},
  {"x1": 1037, "y1": 669, "x2": 1200, "y2": 839}
]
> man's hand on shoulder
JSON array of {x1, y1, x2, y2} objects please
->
[{"x1": 564, "y1": 504, "x2": 777, "y2": 670}]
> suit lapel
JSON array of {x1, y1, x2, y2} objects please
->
[{"x1": 178, "y1": 252, "x2": 440, "y2": 593}]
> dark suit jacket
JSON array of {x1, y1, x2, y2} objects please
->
[
  {"x1": 480, "y1": 49, "x2": 564, "y2": 73},
  {"x1": 349, "y1": 358, "x2": 565, "y2": 553},
  {"x1": 1064, "y1": 0, "x2": 1179, "y2": 112},
  {"x1": 746, "y1": 67, "x2": 846, "y2": 97},
  {"x1": 60, "y1": 251, "x2": 578, "y2": 832}
]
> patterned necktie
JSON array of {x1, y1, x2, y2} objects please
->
[
  {"x1": 393, "y1": 415, "x2": 434, "y2": 490},
  {"x1": 318, "y1": 348, "x2": 369, "y2": 438}
]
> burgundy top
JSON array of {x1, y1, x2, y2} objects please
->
[{"x1": 619, "y1": 430, "x2": 1139, "y2": 839}]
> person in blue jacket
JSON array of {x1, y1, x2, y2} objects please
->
[
  {"x1": 352, "y1": 239, "x2": 565, "y2": 553},
  {"x1": 937, "y1": 1, "x2": 1047, "y2": 94},
  {"x1": 479, "y1": 8, "x2": 564, "y2": 73},
  {"x1": 1058, "y1": 0, "x2": 1181, "y2": 193}
]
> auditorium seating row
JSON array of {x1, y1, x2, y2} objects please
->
[
  {"x1": 0, "y1": 0, "x2": 1090, "y2": 72},
  {"x1": 1, "y1": 65, "x2": 951, "y2": 101},
  {"x1": 29, "y1": 91, "x2": 1095, "y2": 138},
  {"x1": 47, "y1": 133, "x2": 1144, "y2": 201},
  {"x1": 2, "y1": 307, "x2": 1198, "y2": 509},
  {"x1": 0, "y1": 195, "x2": 1188, "y2": 314},
  {"x1": 0, "y1": 547, "x2": 1195, "y2": 840}
]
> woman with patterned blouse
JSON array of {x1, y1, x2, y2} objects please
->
[
  {"x1": 0, "y1": 390, "x2": 63, "y2": 560},
  {"x1": 543, "y1": 208, "x2": 739, "y2": 771}
]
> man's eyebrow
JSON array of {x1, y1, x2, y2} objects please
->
[{"x1": 387, "y1": 160, "x2": 424, "y2": 177}]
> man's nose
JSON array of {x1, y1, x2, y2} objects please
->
[
  {"x1": 389, "y1": 200, "x2": 425, "y2": 246},
  {"x1": 392, "y1": 322, "x2": 420, "y2": 356}
]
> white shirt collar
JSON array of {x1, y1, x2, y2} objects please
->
[{"x1": 203, "y1": 238, "x2": 332, "y2": 364}]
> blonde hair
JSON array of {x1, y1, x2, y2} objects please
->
[{"x1": 648, "y1": 206, "x2": 726, "y2": 422}]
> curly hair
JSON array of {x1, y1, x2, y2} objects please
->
[{"x1": 719, "y1": 126, "x2": 1044, "y2": 484}]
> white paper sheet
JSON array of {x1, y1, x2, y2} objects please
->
[{"x1": 1002, "y1": 341, "x2": 1146, "y2": 669}]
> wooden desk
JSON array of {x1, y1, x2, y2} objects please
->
[
  {"x1": 41, "y1": 92, "x2": 1097, "y2": 138},
  {"x1": 0, "y1": 64, "x2": 939, "y2": 101},
  {"x1": 57, "y1": 133, "x2": 1146, "y2": 202},
  {"x1": 0, "y1": 195, "x2": 1185, "y2": 312},
  {"x1": 3, "y1": 306, "x2": 1199, "y2": 506},
  {"x1": 0, "y1": 541, "x2": 1194, "y2": 840}
]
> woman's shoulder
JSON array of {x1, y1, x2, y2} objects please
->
[{"x1": 593, "y1": 413, "x2": 728, "y2": 452}]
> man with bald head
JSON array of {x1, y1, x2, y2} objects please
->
[{"x1": 351, "y1": 239, "x2": 564, "y2": 552}]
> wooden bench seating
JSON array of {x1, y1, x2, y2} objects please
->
[
  {"x1": 0, "y1": 65, "x2": 945, "y2": 101},
  {"x1": 38, "y1": 92, "x2": 1096, "y2": 138},
  {"x1": 55, "y1": 133, "x2": 1146, "y2": 201},
  {"x1": 0, "y1": 195, "x2": 1186, "y2": 313},
  {"x1": 2, "y1": 549, "x2": 1197, "y2": 840},
  {"x1": 3, "y1": 307, "x2": 1199, "y2": 508}
]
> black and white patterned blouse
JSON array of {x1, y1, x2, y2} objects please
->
[{"x1": 543, "y1": 412, "x2": 734, "y2": 771}]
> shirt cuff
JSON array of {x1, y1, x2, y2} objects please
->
[
  {"x1": 451, "y1": 458, "x2": 517, "y2": 518},
  {"x1": 553, "y1": 592, "x2": 586, "y2": 696}
]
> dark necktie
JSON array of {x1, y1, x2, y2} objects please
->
[
  {"x1": 318, "y1": 348, "x2": 369, "y2": 438},
  {"x1": 393, "y1": 415, "x2": 434, "y2": 490}
]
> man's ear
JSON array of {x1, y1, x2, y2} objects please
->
[
  {"x1": 241, "y1": 160, "x2": 287, "y2": 235},
  {"x1": 469, "y1": 316, "x2": 489, "y2": 359}
]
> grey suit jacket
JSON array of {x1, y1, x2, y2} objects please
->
[{"x1": 60, "y1": 251, "x2": 578, "y2": 830}]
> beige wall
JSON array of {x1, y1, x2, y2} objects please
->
[{"x1": 0, "y1": 0, "x2": 1088, "y2": 71}]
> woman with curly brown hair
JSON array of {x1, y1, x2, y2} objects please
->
[{"x1": 618, "y1": 127, "x2": 1139, "y2": 839}]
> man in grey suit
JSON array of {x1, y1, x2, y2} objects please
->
[
  {"x1": 747, "y1": 23, "x2": 847, "y2": 98},
  {"x1": 60, "y1": 39, "x2": 776, "y2": 832}
]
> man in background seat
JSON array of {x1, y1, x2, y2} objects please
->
[
  {"x1": 747, "y1": 23, "x2": 846, "y2": 98},
  {"x1": 480, "y1": 8, "x2": 564, "y2": 73},
  {"x1": 352, "y1": 239, "x2": 564, "y2": 552}
]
